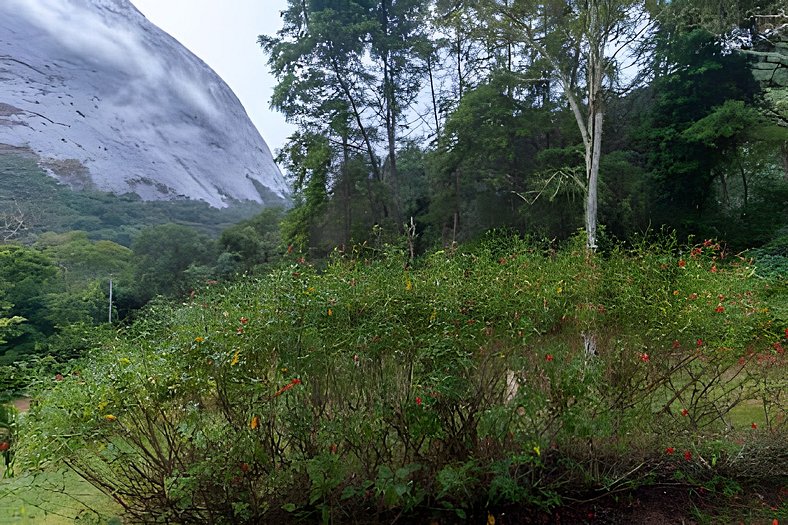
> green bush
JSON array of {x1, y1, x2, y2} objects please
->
[{"x1": 16, "y1": 234, "x2": 787, "y2": 523}]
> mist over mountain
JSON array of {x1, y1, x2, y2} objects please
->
[{"x1": 0, "y1": 0, "x2": 289, "y2": 208}]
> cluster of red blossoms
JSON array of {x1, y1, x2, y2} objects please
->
[{"x1": 664, "y1": 447, "x2": 692, "y2": 461}]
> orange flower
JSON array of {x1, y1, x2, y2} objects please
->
[
  {"x1": 240, "y1": 317, "x2": 249, "y2": 325},
  {"x1": 681, "y1": 409, "x2": 689, "y2": 417},
  {"x1": 250, "y1": 416, "x2": 260, "y2": 430},
  {"x1": 710, "y1": 265, "x2": 718, "y2": 273},
  {"x1": 678, "y1": 260, "x2": 686, "y2": 268},
  {"x1": 715, "y1": 305, "x2": 725, "y2": 313},
  {"x1": 751, "y1": 422, "x2": 757, "y2": 430},
  {"x1": 0, "y1": 442, "x2": 9, "y2": 452},
  {"x1": 104, "y1": 414, "x2": 117, "y2": 422}
]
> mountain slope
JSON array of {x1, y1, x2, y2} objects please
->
[{"x1": 0, "y1": 0, "x2": 288, "y2": 207}]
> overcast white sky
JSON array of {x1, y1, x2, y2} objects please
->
[{"x1": 130, "y1": 0, "x2": 295, "y2": 154}]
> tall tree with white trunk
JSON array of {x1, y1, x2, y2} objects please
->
[{"x1": 480, "y1": 0, "x2": 653, "y2": 250}]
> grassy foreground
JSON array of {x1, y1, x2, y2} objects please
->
[{"x1": 6, "y1": 234, "x2": 787, "y2": 523}]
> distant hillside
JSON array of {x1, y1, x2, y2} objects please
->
[
  {"x1": 0, "y1": 0, "x2": 289, "y2": 207},
  {"x1": 0, "y1": 146, "x2": 273, "y2": 246}
]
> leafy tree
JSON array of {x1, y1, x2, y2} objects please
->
[
  {"x1": 0, "y1": 245, "x2": 59, "y2": 357},
  {"x1": 218, "y1": 207, "x2": 285, "y2": 274},
  {"x1": 131, "y1": 224, "x2": 216, "y2": 301},
  {"x1": 638, "y1": 29, "x2": 762, "y2": 233}
]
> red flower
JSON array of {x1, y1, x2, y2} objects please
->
[
  {"x1": 689, "y1": 293, "x2": 698, "y2": 300},
  {"x1": 691, "y1": 247, "x2": 702, "y2": 257},
  {"x1": 640, "y1": 353, "x2": 650, "y2": 362},
  {"x1": 715, "y1": 305, "x2": 725, "y2": 313},
  {"x1": 236, "y1": 327, "x2": 244, "y2": 334},
  {"x1": 681, "y1": 409, "x2": 689, "y2": 417},
  {"x1": 710, "y1": 265, "x2": 718, "y2": 273},
  {"x1": 665, "y1": 447, "x2": 675, "y2": 455},
  {"x1": 751, "y1": 422, "x2": 757, "y2": 430},
  {"x1": 684, "y1": 450, "x2": 692, "y2": 461},
  {"x1": 416, "y1": 397, "x2": 422, "y2": 406},
  {"x1": 773, "y1": 342, "x2": 784, "y2": 355},
  {"x1": 240, "y1": 317, "x2": 248, "y2": 325},
  {"x1": 545, "y1": 354, "x2": 554, "y2": 362},
  {"x1": 273, "y1": 378, "x2": 302, "y2": 397},
  {"x1": 239, "y1": 462, "x2": 250, "y2": 473},
  {"x1": 55, "y1": 373, "x2": 64, "y2": 381},
  {"x1": 784, "y1": 328, "x2": 788, "y2": 339},
  {"x1": 738, "y1": 357, "x2": 746, "y2": 365},
  {"x1": 672, "y1": 340, "x2": 681, "y2": 349},
  {"x1": 696, "y1": 339, "x2": 703, "y2": 347},
  {"x1": 703, "y1": 239, "x2": 713, "y2": 247},
  {"x1": 678, "y1": 259, "x2": 687, "y2": 268},
  {"x1": 0, "y1": 442, "x2": 9, "y2": 452}
]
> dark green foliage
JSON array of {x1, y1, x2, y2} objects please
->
[
  {"x1": 0, "y1": 152, "x2": 276, "y2": 246},
  {"x1": 218, "y1": 207, "x2": 285, "y2": 275},
  {"x1": 131, "y1": 224, "x2": 216, "y2": 302}
]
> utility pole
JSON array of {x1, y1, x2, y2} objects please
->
[{"x1": 108, "y1": 277, "x2": 113, "y2": 324}]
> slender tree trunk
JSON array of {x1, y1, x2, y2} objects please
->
[
  {"x1": 718, "y1": 170, "x2": 730, "y2": 207},
  {"x1": 584, "y1": 25, "x2": 604, "y2": 252},
  {"x1": 384, "y1": 59, "x2": 402, "y2": 225},
  {"x1": 738, "y1": 159, "x2": 748, "y2": 212},
  {"x1": 453, "y1": 169, "x2": 461, "y2": 245},
  {"x1": 781, "y1": 141, "x2": 788, "y2": 181},
  {"x1": 328, "y1": 53, "x2": 381, "y2": 181},
  {"x1": 342, "y1": 130, "x2": 351, "y2": 244},
  {"x1": 427, "y1": 54, "x2": 441, "y2": 140}
]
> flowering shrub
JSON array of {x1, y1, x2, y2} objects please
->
[{"x1": 15, "y1": 234, "x2": 786, "y2": 523}]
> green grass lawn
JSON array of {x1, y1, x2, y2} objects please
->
[{"x1": 0, "y1": 469, "x2": 121, "y2": 524}]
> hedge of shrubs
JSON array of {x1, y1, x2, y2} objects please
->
[{"x1": 15, "y1": 233, "x2": 786, "y2": 523}]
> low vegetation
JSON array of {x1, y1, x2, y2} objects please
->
[{"x1": 10, "y1": 234, "x2": 785, "y2": 523}]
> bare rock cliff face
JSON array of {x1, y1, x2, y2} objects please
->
[{"x1": 0, "y1": 0, "x2": 289, "y2": 207}]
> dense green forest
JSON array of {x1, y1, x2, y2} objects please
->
[
  {"x1": 261, "y1": 0, "x2": 787, "y2": 256},
  {"x1": 1, "y1": 0, "x2": 787, "y2": 522}
]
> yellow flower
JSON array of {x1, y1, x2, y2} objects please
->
[
  {"x1": 194, "y1": 336, "x2": 205, "y2": 343},
  {"x1": 231, "y1": 351, "x2": 240, "y2": 366},
  {"x1": 429, "y1": 309, "x2": 437, "y2": 322},
  {"x1": 250, "y1": 415, "x2": 260, "y2": 430},
  {"x1": 104, "y1": 414, "x2": 117, "y2": 422},
  {"x1": 328, "y1": 308, "x2": 333, "y2": 317},
  {"x1": 405, "y1": 278, "x2": 413, "y2": 291}
]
